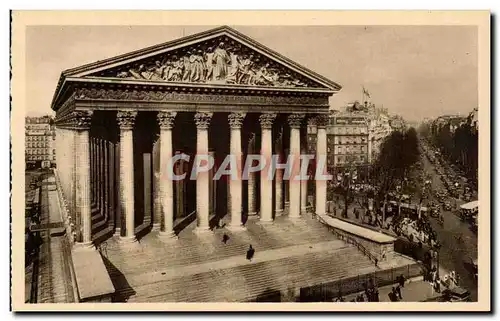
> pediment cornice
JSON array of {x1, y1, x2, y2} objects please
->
[{"x1": 52, "y1": 26, "x2": 341, "y2": 110}]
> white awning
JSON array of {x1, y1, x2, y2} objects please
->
[{"x1": 460, "y1": 200, "x2": 478, "y2": 210}]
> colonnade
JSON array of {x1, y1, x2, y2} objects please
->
[{"x1": 55, "y1": 110, "x2": 329, "y2": 246}]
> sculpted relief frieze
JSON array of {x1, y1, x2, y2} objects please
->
[
  {"x1": 90, "y1": 37, "x2": 324, "y2": 89},
  {"x1": 74, "y1": 87, "x2": 329, "y2": 106}
]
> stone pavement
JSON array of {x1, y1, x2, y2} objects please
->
[
  {"x1": 343, "y1": 276, "x2": 441, "y2": 302},
  {"x1": 343, "y1": 266, "x2": 450, "y2": 302},
  {"x1": 36, "y1": 179, "x2": 75, "y2": 303}
]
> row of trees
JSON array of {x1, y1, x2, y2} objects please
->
[
  {"x1": 420, "y1": 115, "x2": 478, "y2": 186},
  {"x1": 333, "y1": 127, "x2": 424, "y2": 225},
  {"x1": 370, "y1": 127, "x2": 424, "y2": 222}
]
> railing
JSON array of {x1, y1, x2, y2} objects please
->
[
  {"x1": 299, "y1": 262, "x2": 424, "y2": 302},
  {"x1": 329, "y1": 227, "x2": 378, "y2": 264},
  {"x1": 318, "y1": 214, "x2": 378, "y2": 265}
]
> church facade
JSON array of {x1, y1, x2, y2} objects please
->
[{"x1": 51, "y1": 26, "x2": 341, "y2": 247}]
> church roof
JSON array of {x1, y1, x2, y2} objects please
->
[{"x1": 51, "y1": 26, "x2": 342, "y2": 110}]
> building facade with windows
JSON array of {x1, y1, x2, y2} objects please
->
[
  {"x1": 25, "y1": 116, "x2": 56, "y2": 169},
  {"x1": 327, "y1": 111, "x2": 370, "y2": 179},
  {"x1": 368, "y1": 111, "x2": 393, "y2": 162}
]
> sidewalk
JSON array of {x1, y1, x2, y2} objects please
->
[
  {"x1": 343, "y1": 266, "x2": 450, "y2": 302},
  {"x1": 343, "y1": 276, "x2": 442, "y2": 302},
  {"x1": 36, "y1": 178, "x2": 75, "y2": 303}
]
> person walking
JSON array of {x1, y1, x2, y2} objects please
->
[
  {"x1": 246, "y1": 244, "x2": 255, "y2": 261},
  {"x1": 388, "y1": 288, "x2": 398, "y2": 302},
  {"x1": 396, "y1": 285, "x2": 403, "y2": 300},
  {"x1": 222, "y1": 233, "x2": 229, "y2": 244},
  {"x1": 399, "y1": 274, "x2": 406, "y2": 288}
]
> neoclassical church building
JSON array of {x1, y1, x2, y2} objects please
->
[
  {"x1": 49, "y1": 26, "x2": 413, "y2": 303},
  {"x1": 53, "y1": 26, "x2": 340, "y2": 246}
]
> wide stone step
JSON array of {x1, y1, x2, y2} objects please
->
[{"x1": 125, "y1": 246, "x2": 374, "y2": 302}]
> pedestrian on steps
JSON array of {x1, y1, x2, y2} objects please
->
[{"x1": 246, "y1": 244, "x2": 255, "y2": 261}]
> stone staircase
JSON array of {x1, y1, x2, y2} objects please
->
[
  {"x1": 125, "y1": 244, "x2": 375, "y2": 302},
  {"x1": 103, "y1": 215, "x2": 336, "y2": 274},
  {"x1": 101, "y1": 214, "x2": 378, "y2": 302}
]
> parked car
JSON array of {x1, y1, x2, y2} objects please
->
[{"x1": 441, "y1": 287, "x2": 471, "y2": 302}]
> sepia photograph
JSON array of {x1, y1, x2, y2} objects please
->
[{"x1": 10, "y1": 11, "x2": 490, "y2": 312}]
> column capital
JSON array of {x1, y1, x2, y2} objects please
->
[
  {"x1": 157, "y1": 111, "x2": 177, "y2": 129},
  {"x1": 72, "y1": 111, "x2": 93, "y2": 130},
  {"x1": 315, "y1": 114, "x2": 330, "y2": 128},
  {"x1": 288, "y1": 113, "x2": 305, "y2": 129},
  {"x1": 117, "y1": 111, "x2": 138, "y2": 130},
  {"x1": 194, "y1": 112, "x2": 213, "y2": 129},
  {"x1": 228, "y1": 112, "x2": 246, "y2": 129},
  {"x1": 259, "y1": 113, "x2": 277, "y2": 129}
]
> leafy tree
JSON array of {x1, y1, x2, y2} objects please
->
[{"x1": 370, "y1": 127, "x2": 422, "y2": 225}]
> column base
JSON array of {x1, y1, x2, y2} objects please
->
[
  {"x1": 151, "y1": 223, "x2": 161, "y2": 231},
  {"x1": 275, "y1": 209, "x2": 284, "y2": 216},
  {"x1": 247, "y1": 212, "x2": 259, "y2": 220},
  {"x1": 226, "y1": 224, "x2": 247, "y2": 232},
  {"x1": 118, "y1": 235, "x2": 137, "y2": 244},
  {"x1": 257, "y1": 218, "x2": 274, "y2": 225},
  {"x1": 113, "y1": 228, "x2": 121, "y2": 237},
  {"x1": 73, "y1": 241, "x2": 95, "y2": 251},
  {"x1": 288, "y1": 215, "x2": 302, "y2": 221},
  {"x1": 300, "y1": 208, "x2": 308, "y2": 215},
  {"x1": 193, "y1": 226, "x2": 213, "y2": 235},
  {"x1": 158, "y1": 230, "x2": 177, "y2": 240}
]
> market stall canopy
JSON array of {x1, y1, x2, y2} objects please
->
[{"x1": 460, "y1": 200, "x2": 478, "y2": 210}]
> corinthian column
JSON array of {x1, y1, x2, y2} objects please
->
[
  {"x1": 274, "y1": 129, "x2": 284, "y2": 216},
  {"x1": 315, "y1": 115, "x2": 329, "y2": 217},
  {"x1": 117, "y1": 111, "x2": 137, "y2": 243},
  {"x1": 157, "y1": 111, "x2": 177, "y2": 239},
  {"x1": 227, "y1": 112, "x2": 246, "y2": 231},
  {"x1": 300, "y1": 136, "x2": 308, "y2": 215},
  {"x1": 288, "y1": 113, "x2": 304, "y2": 220},
  {"x1": 96, "y1": 137, "x2": 101, "y2": 212},
  {"x1": 247, "y1": 133, "x2": 257, "y2": 218},
  {"x1": 194, "y1": 112, "x2": 213, "y2": 234},
  {"x1": 74, "y1": 111, "x2": 93, "y2": 249},
  {"x1": 259, "y1": 113, "x2": 276, "y2": 223}
]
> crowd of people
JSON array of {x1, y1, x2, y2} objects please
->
[
  {"x1": 424, "y1": 266, "x2": 461, "y2": 295},
  {"x1": 334, "y1": 281, "x2": 381, "y2": 303}
]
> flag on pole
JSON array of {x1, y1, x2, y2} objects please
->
[{"x1": 362, "y1": 86, "x2": 371, "y2": 98}]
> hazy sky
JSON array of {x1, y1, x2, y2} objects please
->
[{"x1": 25, "y1": 25, "x2": 477, "y2": 121}]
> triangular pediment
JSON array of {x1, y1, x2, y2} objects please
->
[{"x1": 62, "y1": 26, "x2": 341, "y2": 91}]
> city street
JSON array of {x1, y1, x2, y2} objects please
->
[{"x1": 419, "y1": 138, "x2": 478, "y2": 301}]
